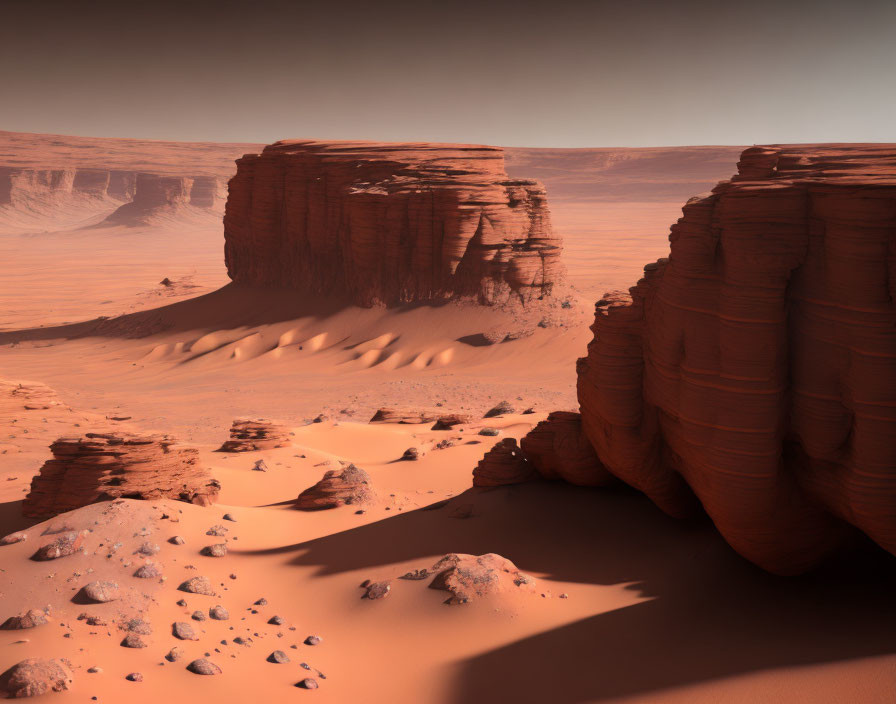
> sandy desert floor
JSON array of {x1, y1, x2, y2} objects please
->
[{"x1": 2, "y1": 137, "x2": 895, "y2": 703}]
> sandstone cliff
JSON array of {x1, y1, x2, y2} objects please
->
[
  {"x1": 576, "y1": 144, "x2": 896, "y2": 574},
  {"x1": 223, "y1": 140, "x2": 563, "y2": 306}
]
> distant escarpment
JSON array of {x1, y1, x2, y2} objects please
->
[
  {"x1": 224, "y1": 140, "x2": 563, "y2": 306},
  {"x1": 571, "y1": 144, "x2": 896, "y2": 574}
]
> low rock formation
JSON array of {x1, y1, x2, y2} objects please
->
[
  {"x1": 217, "y1": 418, "x2": 291, "y2": 452},
  {"x1": 369, "y1": 408, "x2": 438, "y2": 424},
  {"x1": 472, "y1": 438, "x2": 537, "y2": 487},
  {"x1": 0, "y1": 658, "x2": 74, "y2": 698},
  {"x1": 295, "y1": 464, "x2": 375, "y2": 510},
  {"x1": 576, "y1": 144, "x2": 896, "y2": 574},
  {"x1": 104, "y1": 173, "x2": 222, "y2": 225},
  {"x1": 520, "y1": 411, "x2": 613, "y2": 486},
  {"x1": 224, "y1": 140, "x2": 563, "y2": 306},
  {"x1": 1, "y1": 609, "x2": 48, "y2": 630},
  {"x1": 427, "y1": 553, "x2": 535, "y2": 604},
  {"x1": 23, "y1": 432, "x2": 220, "y2": 518},
  {"x1": 431, "y1": 414, "x2": 470, "y2": 430}
]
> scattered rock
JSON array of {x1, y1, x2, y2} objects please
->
[
  {"x1": 297, "y1": 678, "x2": 319, "y2": 689},
  {"x1": 121, "y1": 634, "x2": 147, "y2": 648},
  {"x1": 169, "y1": 536, "x2": 185, "y2": 545},
  {"x1": 187, "y1": 659, "x2": 221, "y2": 675},
  {"x1": 254, "y1": 597, "x2": 268, "y2": 606},
  {"x1": 312, "y1": 414, "x2": 328, "y2": 424},
  {"x1": 484, "y1": 400, "x2": 514, "y2": 418},
  {"x1": 136, "y1": 542, "x2": 160, "y2": 556},
  {"x1": 296, "y1": 464, "x2": 375, "y2": 510},
  {"x1": 165, "y1": 647, "x2": 183, "y2": 662},
  {"x1": 399, "y1": 569, "x2": 430, "y2": 581},
  {"x1": 191, "y1": 610, "x2": 207, "y2": 622},
  {"x1": 85, "y1": 616, "x2": 106, "y2": 626},
  {"x1": 173, "y1": 622, "x2": 198, "y2": 641},
  {"x1": 218, "y1": 418, "x2": 290, "y2": 452},
  {"x1": 87, "y1": 666, "x2": 102, "y2": 674},
  {"x1": 478, "y1": 427, "x2": 500, "y2": 436},
  {"x1": 206, "y1": 525, "x2": 227, "y2": 536},
  {"x1": 201, "y1": 543, "x2": 227, "y2": 557},
  {"x1": 31, "y1": 532, "x2": 84, "y2": 561},
  {"x1": 1, "y1": 609, "x2": 48, "y2": 630},
  {"x1": 0, "y1": 531, "x2": 27, "y2": 546},
  {"x1": 209, "y1": 606, "x2": 229, "y2": 621},
  {"x1": 222, "y1": 513, "x2": 237, "y2": 522},
  {"x1": 81, "y1": 581, "x2": 119, "y2": 603},
  {"x1": 133, "y1": 562, "x2": 162, "y2": 579},
  {"x1": 434, "y1": 439, "x2": 455, "y2": 450},
  {"x1": 253, "y1": 459, "x2": 268, "y2": 472},
  {"x1": 304, "y1": 635, "x2": 321, "y2": 646},
  {"x1": 431, "y1": 414, "x2": 470, "y2": 430},
  {"x1": 1, "y1": 658, "x2": 73, "y2": 697},
  {"x1": 126, "y1": 672, "x2": 143, "y2": 682},
  {"x1": 267, "y1": 650, "x2": 290, "y2": 664},
  {"x1": 178, "y1": 576, "x2": 215, "y2": 596},
  {"x1": 160, "y1": 277, "x2": 172, "y2": 286},
  {"x1": 362, "y1": 581, "x2": 391, "y2": 600},
  {"x1": 400, "y1": 447, "x2": 420, "y2": 461}
]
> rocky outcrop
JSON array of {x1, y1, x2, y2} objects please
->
[
  {"x1": 223, "y1": 140, "x2": 563, "y2": 306},
  {"x1": 576, "y1": 144, "x2": 896, "y2": 574},
  {"x1": 428, "y1": 553, "x2": 535, "y2": 604},
  {"x1": 23, "y1": 432, "x2": 220, "y2": 518},
  {"x1": 295, "y1": 464, "x2": 374, "y2": 510},
  {"x1": 520, "y1": 411, "x2": 612, "y2": 486},
  {"x1": 369, "y1": 408, "x2": 438, "y2": 424},
  {"x1": 472, "y1": 438, "x2": 537, "y2": 487},
  {"x1": 217, "y1": 418, "x2": 291, "y2": 452}
]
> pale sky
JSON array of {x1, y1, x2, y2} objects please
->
[{"x1": 2, "y1": 0, "x2": 895, "y2": 147}]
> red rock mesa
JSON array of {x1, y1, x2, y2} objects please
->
[
  {"x1": 223, "y1": 140, "x2": 563, "y2": 306},
  {"x1": 575, "y1": 144, "x2": 896, "y2": 574}
]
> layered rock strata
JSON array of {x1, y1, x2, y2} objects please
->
[
  {"x1": 224, "y1": 140, "x2": 563, "y2": 306},
  {"x1": 576, "y1": 144, "x2": 896, "y2": 574},
  {"x1": 217, "y1": 418, "x2": 291, "y2": 452},
  {"x1": 520, "y1": 411, "x2": 612, "y2": 486},
  {"x1": 23, "y1": 432, "x2": 220, "y2": 518}
]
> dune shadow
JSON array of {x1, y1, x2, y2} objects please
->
[
  {"x1": 243, "y1": 480, "x2": 896, "y2": 702},
  {"x1": 0, "y1": 283, "x2": 355, "y2": 344}
]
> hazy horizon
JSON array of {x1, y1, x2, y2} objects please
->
[{"x1": 3, "y1": 0, "x2": 895, "y2": 147}]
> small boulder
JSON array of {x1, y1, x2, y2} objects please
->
[
  {"x1": 304, "y1": 635, "x2": 321, "y2": 646},
  {"x1": 297, "y1": 678, "x2": 319, "y2": 689},
  {"x1": 253, "y1": 459, "x2": 268, "y2": 472},
  {"x1": 187, "y1": 659, "x2": 221, "y2": 675},
  {"x1": 201, "y1": 544, "x2": 227, "y2": 557},
  {"x1": 478, "y1": 427, "x2": 500, "y2": 436},
  {"x1": 1, "y1": 658, "x2": 73, "y2": 697},
  {"x1": 209, "y1": 606, "x2": 229, "y2": 621},
  {"x1": 362, "y1": 581, "x2": 391, "y2": 600},
  {"x1": 81, "y1": 580, "x2": 119, "y2": 603},
  {"x1": 133, "y1": 562, "x2": 162, "y2": 579},
  {"x1": 0, "y1": 531, "x2": 27, "y2": 546},
  {"x1": 295, "y1": 464, "x2": 375, "y2": 510},
  {"x1": 126, "y1": 672, "x2": 143, "y2": 682},
  {"x1": 178, "y1": 576, "x2": 216, "y2": 596},
  {"x1": 121, "y1": 634, "x2": 147, "y2": 648},
  {"x1": 400, "y1": 447, "x2": 420, "y2": 461},
  {"x1": 31, "y1": 532, "x2": 83, "y2": 561},
  {"x1": 172, "y1": 622, "x2": 198, "y2": 641},
  {"x1": 1, "y1": 609, "x2": 48, "y2": 630},
  {"x1": 267, "y1": 650, "x2": 290, "y2": 664},
  {"x1": 484, "y1": 400, "x2": 514, "y2": 418}
]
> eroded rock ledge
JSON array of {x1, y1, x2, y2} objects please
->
[
  {"x1": 23, "y1": 432, "x2": 220, "y2": 518},
  {"x1": 224, "y1": 140, "x2": 563, "y2": 306},
  {"x1": 574, "y1": 144, "x2": 896, "y2": 574}
]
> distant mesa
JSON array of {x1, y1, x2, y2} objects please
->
[
  {"x1": 23, "y1": 432, "x2": 220, "y2": 518},
  {"x1": 224, "y1": 140, "x2": 564, "y2": 307},
  {"x1": 217, "y1": 418, "x2": 291, "y2": 452}
]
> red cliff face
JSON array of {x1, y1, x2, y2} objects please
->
[
  {"x1": 223, "y1": 140, "x2": 562, "y2": 306},
  {"x1": 576, "y1": 145, "x2": 896, "y2": 574}
]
